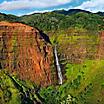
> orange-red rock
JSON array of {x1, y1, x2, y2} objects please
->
[
  {"x1": 0, "y1": 21, "x2": 52, "y2": 86},
  {"x1": 97, "y1": 31, "x2": 104, "y2": 59}
]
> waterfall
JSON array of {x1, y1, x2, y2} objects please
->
[{"x1": 54, "y1": 45, "x2": 63, "y2": 85}]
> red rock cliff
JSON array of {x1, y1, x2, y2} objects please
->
[
  {"x1": 0, "y1": 21, "x2": 52, "y2": 86},
  {"x1": 97, "y1": 31, "x2": 104, "y2": 59}
]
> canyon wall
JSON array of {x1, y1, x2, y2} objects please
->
[
  {"x1": 97, "y1": 31, "x2": 104, "y2": 59},
  {"x1": 0, "y1": 21, "x2": 53, "y2": 86}
]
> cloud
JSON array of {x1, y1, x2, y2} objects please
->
[
  {"x1": 0, "y1": 0, "x2": 72, "y2": 10},
  {"x1": 75, "y1": 0, "x2": 104, "y2": 12}
]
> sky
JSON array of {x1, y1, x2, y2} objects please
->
[{"x1": 0, "y1": 0, "x2": 104, "y2": 16}]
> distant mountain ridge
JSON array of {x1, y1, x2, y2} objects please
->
[
  {"x1": 96, "y1": 11, "x2": 104, "y2": 16},
  {"x1": 52, "y1": 9, "x2": 92, "y2": 15},
  {"x1": 0, "y1": 12, "x2": 20, "y2": 22},
  {"x1": 28, "y1": 9, "x2": 104, "y2": 16},
  {"x1": 20, "y1": 9, "x2": 104, "y2": 31},
  {"x1": 0, "y1": 9, "x2": 104, "y2": 31},
  {"x1": 0, "y1": 9, "x2": 104, "y2": 21}
]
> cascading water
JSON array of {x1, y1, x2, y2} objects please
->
[{"x1": 54, "y1": 45, "x2": 63, "y2": 85}]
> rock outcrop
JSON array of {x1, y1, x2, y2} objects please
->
[
  {"x1": 0, "y1": 21, "x2": 52, "y2": 86},
  {"x1": 97, "y1": 31, "x2": 104, "y2": 59}
]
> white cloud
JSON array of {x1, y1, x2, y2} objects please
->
[
  {"x1": 75, "y1": 0, "x2": 104, "y2": 12},
  {"x1": 0, "y1": 0, "x2": 72, "y2": 10}
]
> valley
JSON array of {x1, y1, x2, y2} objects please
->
[{"x1": 0, "y1": 9, "x2": 104, "y2": 104}]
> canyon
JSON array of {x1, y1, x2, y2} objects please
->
[{"x1": 0, "y1": 9, "x2": 104, "y2": 104}]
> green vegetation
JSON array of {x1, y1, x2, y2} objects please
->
[
  {"x1": 20, "y1": 10, "x2": 104, "y2": 32},
  {"x1": 0, "y1": 70, "x2": 42, "y2": 104},
  {"x1": 1, "y1": 59, "x2": 104, "y2": 104},
  {"x1": 0, "y1": 70, "x2": 21, "y2": 104},
  {"x1": 0, "y1": 9, "x2": 104, "y2": 32},
  {"x1": 0, "y1": 13, "x2": 20, "y2": 22},
  {"x1": 39, "y1": 60, "x2": 104, "y2": 104},
  {"x1": 0, "y1": 9, "x2": 104, "y2": 104}
]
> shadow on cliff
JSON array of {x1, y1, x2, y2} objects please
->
[
  {"x1": 39, "y1": 30, "x2": 52, "y2": 44},
  {"x1": 16, "y1": 22, "x2": 52, "y2": 44}
]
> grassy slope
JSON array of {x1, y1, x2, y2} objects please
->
[{"x1": 63, "y1": 59, "x2": 104, "y2": 104}]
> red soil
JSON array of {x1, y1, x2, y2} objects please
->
[
  {"x1": 97, "y1": 31, "x2": 104, "y2": 59},
  {"x1": 0, "y1": 21, "x2": 52, "y2": 86}
]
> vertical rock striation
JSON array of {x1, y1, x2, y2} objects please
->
[
  {"x1": 97, "y1": 31, "x2": 104, "y2": 59},
  {"x1": 0, "y1": 21, "x2": 52, "y2": 86}
]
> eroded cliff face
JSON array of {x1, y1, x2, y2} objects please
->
[
  {"x1": 97, "y1": 31, "x2": 104, "y2": 59},
  {"x1": 0, "y1": 21, "x2": 52, "y2": 86}
]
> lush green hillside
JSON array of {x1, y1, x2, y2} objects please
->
[
  {"x1": 52, "y1": 9, "x2": 91, "y2": 15},
  {"x1": 0, "y1": 70, "x2": 42, "y2": 104},
  {"x1": 0, "y1": 13, "x2": 20, "y2": 22},
  {"x1": 20, "y1": 9, "x2": 104, "y2": 32},
  {"x1": 0, "y1": 9, "x2": 104, "y2": 32}
]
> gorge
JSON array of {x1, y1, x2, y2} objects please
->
[{"x1": 0, "y1": 9, "x2": 104, "y2": 104}]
